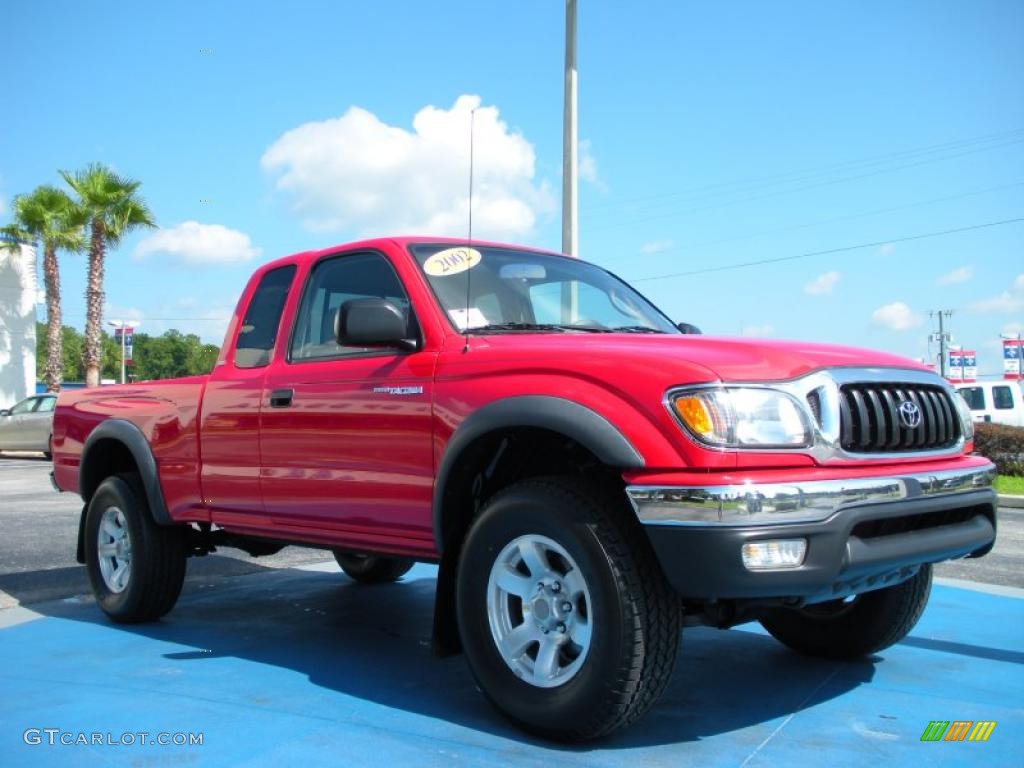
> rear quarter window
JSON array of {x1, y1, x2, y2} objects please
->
[{"x1": 235, "y1": 265, "x2": 297, "y2": 368}]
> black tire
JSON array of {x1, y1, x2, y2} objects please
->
[
  {"x1": 84, "y1": 474, "x2": 187, "y2": 623},
  {"x1": 332, "y1": 551, "x2": 414, "y2": 583},
  {"x1": 456, "y1": 477, "x2": 680, "y2": 742},
  {"x1": 759, "y1": 565, "x2": 933, "y2": 660}
]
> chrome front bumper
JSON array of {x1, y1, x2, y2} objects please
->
[{"x1": 626, "y1": 464, "x2": 996, "y2": 527}]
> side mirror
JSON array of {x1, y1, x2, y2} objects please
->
[
  {"x1": 335, "y1": 298, "x2": 418, "y2": 351},
  {"x1": 676, "y1": 322, "x2": 702, "y2": 335},
  {"x1": 0, "y1": 409, "x2": 9, "y2": 417}
]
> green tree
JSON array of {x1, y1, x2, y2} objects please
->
[
  {"x1": 2, "y1": 187, "x2": 85, "y2": 391},
  {"x1": 35, "y1": 323, "x2": 219, "y2": 382},
  {"x1": 60, "y1": 163, "x2": 155, "y2": 387},
  {"x1": 61, "y1": 325, "x2": 86, "y2": 381}
]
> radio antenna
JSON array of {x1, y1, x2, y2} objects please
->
[{"x1": 463, "y1": 108, "x2": 476, "y2": 353}]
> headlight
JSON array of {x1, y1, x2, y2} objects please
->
[
  {"x1": 668, "y1": 387, "x2": 812, "y2": 448},
  {"x1": 952, "y1": 390, "x2": 975, "y2": 443}
]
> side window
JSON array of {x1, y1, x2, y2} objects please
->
[
  {"x1": 993, "y1": 386, "x2": 1014, "y2": 410},
  {"x1": 10, "y1": 398, "x2": 36, "y2": 415},
  {"x1": 234, "y1": 265, "x2": 297, "y2": 369},
  {"x1": 958, "y1": 387, "x2": 985, "y2": 411},
  {"x1": 36, "y1": 397, "x2": 56, "y2": 413},
  {"x1": 290, "y1": 252, "x2": 414, "y2": 361}
]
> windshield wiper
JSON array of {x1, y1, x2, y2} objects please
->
[
  {"x1": 466, "y1": 322, "x2": 567, "y2": 333},
  {"x1": 466, "y1": 322, "x2": 612, "y2": 334},
  {"x1": 611, "y1": 325, "x2": 667, "y2": 333}
]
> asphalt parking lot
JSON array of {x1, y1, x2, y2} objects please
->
[{"x1": 1, "y1": 454, "x2": 1022, "y2": 766}]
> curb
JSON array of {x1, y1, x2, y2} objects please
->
[{"x1": 998, "y1": 494, "x2": 1024, "y2": 509}]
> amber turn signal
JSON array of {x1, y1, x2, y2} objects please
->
[{"x1": 672, "y1": 396, "x2": 714, "y2": 438}]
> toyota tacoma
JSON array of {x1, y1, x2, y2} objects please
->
[{"x1": 52, "y1": 237, "x2": 997, "y2": 741}]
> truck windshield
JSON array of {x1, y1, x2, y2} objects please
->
[{"x1": 410, "y1": 244, "x2": 678, "y2": 334}]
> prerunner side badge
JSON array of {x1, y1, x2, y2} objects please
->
[{"x1": 373, "y1": 386, "x2": 424, "y2": 396}]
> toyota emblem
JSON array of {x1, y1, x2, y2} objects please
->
[{"x1": 898, "y1": 400, "x2": 922, "y2": 429}]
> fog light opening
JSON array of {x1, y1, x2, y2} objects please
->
[{"x1": 742, "y1": 539, "x2": 807, "y2": 570}]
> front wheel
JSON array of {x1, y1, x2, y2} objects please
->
[
  {"x1": 759, "y1": 565, "x2": 932, "y2": 660},
  {"x1": 84, "y1": 474, "x2": 187, "y2": 623},
  {"x1": 332, "y1": 551, "x2": 414, "y2": 583},
  {"x1": 456, "y1": 477, "x2": 680, "y2": 742}
]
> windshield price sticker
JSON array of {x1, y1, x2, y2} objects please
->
[
  {"x1": 423, "y1": 247, "x2": 482, "y2": 277},
  {"x1": 448, "y1": 307, "x2": 488, "y2": 330}
]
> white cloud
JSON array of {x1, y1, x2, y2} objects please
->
[
  {"x1": 804, "y1": 270, "x2": 841, "y2": 296},
  {"x1": 936, "y1": 266, "x2": 973, "y2": 286},
  {"x1": 133, "y1": 221, "x2": 260, "y2": 265},
  {"x1": 579, "y1": 139, "x2": 604, "y2": 189},
  {"x1": 640, "y1": 240, "x2": 673, "y2": 255},
  {"x1": 261, "y1": 94, "x2": 554, "y2": 240},
  {"x1": 741, "y1": 324, "x2": 774, "y2": 337},
  {"x1": 968, "y1": 273, "x2": 1024, "y2": 313},
  {"x1": 871, "y1": 301, "x2": 922, "y2": 331},
  {"x1": 1004, "y1": 321, "x2": 1024, "y2": 336},
  {"x1": 102, "y1": 298, "x2": 234, "y2": 343},
  {"x1": 877, "y1": 243, "x2": 895, "y2": 256},
  {"x1": 970, "y1": 292, "x2": 1024, "y2": 314},
  {"x1": 103, "y1": 302, "x2": 144, "y2": 324}
]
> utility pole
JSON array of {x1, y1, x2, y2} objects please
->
[
  {"x1": 929, "y1": 310, "x2": 953, "y2": 377},
  {"x1": 561, "y1": 0, "x2": 578, "y2": 257}
]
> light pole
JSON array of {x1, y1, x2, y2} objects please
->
[
  {"x1": 107, "y1": 320, "x2": 139, "y2": 384},
  {"x1": 561, "y1": 0, "x2": 579, "y2": 323},
  {"x1": 562, "y1": 0, "x2": 578, "y2": 258}
]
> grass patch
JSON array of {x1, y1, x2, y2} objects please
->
[{"x1": 996, "y1": 475, "x2": 1024, "y2": 495}]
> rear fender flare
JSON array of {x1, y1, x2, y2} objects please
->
[{"x1": 80, "y1": 419, "x2": 172, "y2": 526}]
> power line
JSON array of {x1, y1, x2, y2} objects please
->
[
  {"x1": 632, "y1": 179, "x2": 1024, "y2": 260},
  {"x1": 630, "y1": 216, "x2": 1024, "y2": 282},
  {"x1": 590, "y1": 137, "x2": 1024, "y2": 231},
  {"x1": 55, "y1": 314, "x2": 229, "y2": 323},
  {"x1": 583, "y1": 126, "x2": 1024, "y2": 214}
]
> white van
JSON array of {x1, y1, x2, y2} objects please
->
[{"x1": 956, "y1": 380, "x2": 1024, "y2": 427}]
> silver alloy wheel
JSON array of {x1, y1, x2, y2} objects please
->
[
  {"x1": 97, "y1": 506, "x2": 132, "y2": 594},
  {"x1": 486, "y1": 534, "x2": 593, "y2": 688}
]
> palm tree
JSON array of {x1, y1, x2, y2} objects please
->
[
  {"x1": 1, "y1": 186, "x2": 86, "y2": 392},
  {"x1": 61, "y1": 163, "x2": 155, "y2": 387}
]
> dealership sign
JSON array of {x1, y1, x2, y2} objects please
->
[
  {"x1": 1005, "y1": 335, "x2": 1023, "y2": 380},
  {"x1": 946, "y1": 348, "x2": 976, "y2": 383},
  {"x1": 114, "y1": 326, "x2": 134, "y2": 364}
]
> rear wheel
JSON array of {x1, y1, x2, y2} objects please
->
[
  {"x1": 84, "y1": 474, "x2": 187, "y2": 623},
  {"x1": 759, "y1": 565, "x2": 932, "y2": 659},
  {"x1": 456, "y1": 477, "x2": 680, "y2": 742},
  {"x1": 332, "y1": 551, "x2": 414, "y2": 583}
]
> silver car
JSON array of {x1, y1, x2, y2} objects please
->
[{"x1": 0, "y1": 394, "x2": 56, "y2": 457}]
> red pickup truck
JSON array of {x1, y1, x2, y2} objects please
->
[{"x1": 52, "y1": 237, "x2": 997, "y2": 741}]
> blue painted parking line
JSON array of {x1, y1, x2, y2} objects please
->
[{"x1": 1, "y1": 564, "x2": 1021, "y2": 767}]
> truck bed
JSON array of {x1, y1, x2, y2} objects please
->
[{"x1": 53, "y1": 376, "x2": 209, "y2": 519}]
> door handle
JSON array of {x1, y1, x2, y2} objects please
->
[{"x1": 269, "y1": 389, "x2": 293, "y2": 408}]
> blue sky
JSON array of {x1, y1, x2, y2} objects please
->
[{"x1": 2, "y1": 0, "x2": 1022, "y2": 376}]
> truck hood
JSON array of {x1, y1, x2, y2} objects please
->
[{"x1": 467, "y1": 333, "x2": 930, "y2": 383}]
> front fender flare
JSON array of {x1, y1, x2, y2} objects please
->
[{"x1": 431, "y1": 395, "x2": 644, "y2": 550}]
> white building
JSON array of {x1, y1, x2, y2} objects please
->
[{"x1": 0, "y1": 238, "x2": 38, "y2": 409}]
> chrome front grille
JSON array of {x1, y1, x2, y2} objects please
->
[{"x1": 838, "y1": 383, "x2": 960, "y2": 453}]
